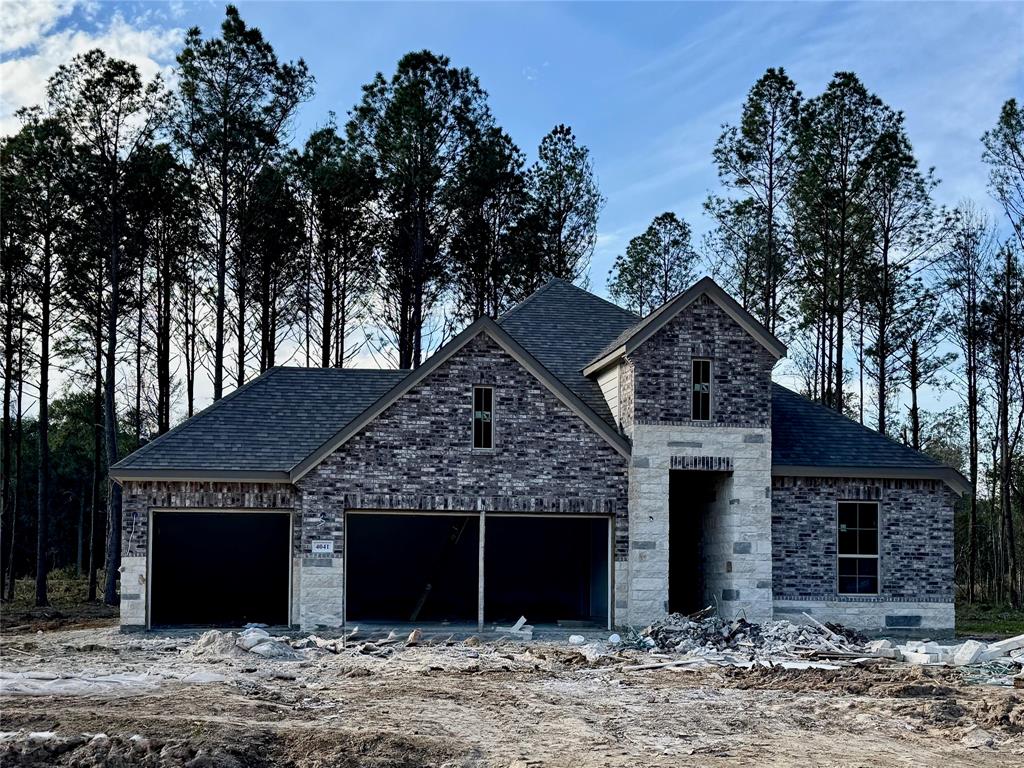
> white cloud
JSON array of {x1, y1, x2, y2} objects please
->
[
  {"x1": 0, "y1": 6, "x2": 181, "y2": 133},
  {"x1": 0, "y1": 0, "x2": 79, "y2": 54}
]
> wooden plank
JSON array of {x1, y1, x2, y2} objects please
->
[{"x1": 478, "y1": 510, "x2": 486, "y2": 632}]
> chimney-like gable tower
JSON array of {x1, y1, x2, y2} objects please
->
[{"x1": 585, "y1": 277, "x2": 786, "y2": 625}]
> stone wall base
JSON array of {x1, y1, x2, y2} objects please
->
[
  {"x1": 773, "y1": 599, "x2": 955, "y2": 636},
  {"x1": 119, "y1": 556, "x2": 148, "y2": 627},
  {"x1": 298, "y1": 557, "x2": 344, "y2": 630}
]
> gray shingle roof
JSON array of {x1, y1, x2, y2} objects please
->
[
  {"x1": 497, "y1": 279, "x2": 639, "y2": 424},
  {"x1": 771, "y1": 383, "x2": 967, "y2": 490},
  {"x1": 111, "y1": 278, "x2": 964, "y2": 492},
  {"x1": 112, "y1": 367, "x2": 408, "y2": 475}
]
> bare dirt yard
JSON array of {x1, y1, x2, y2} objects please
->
[{"x1": 1, "y1": 622, "x2": 1022, "y2": 767}]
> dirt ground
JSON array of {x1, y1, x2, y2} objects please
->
[{"x1": 1, "y1": 622, "x2": 1022, "y2": 767}]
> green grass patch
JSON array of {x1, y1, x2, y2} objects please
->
[
  {"x1": 8, "y1": 568, "x2": 104, "y2": 610},
  {"x1": 957, "y1": 601, "x2": 1024, "y2": 639},
  {"x1": 2, "y1": 569, "x2": 117, "y2": 633}
]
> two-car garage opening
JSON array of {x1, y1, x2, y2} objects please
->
[{"x1": 345, "y1": 512, "x2": 610, "y2": 626}]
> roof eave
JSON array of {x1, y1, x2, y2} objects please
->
[
  {"x1": 771, "y1": 464, "x2": 971, "y2": 495},
  {"x1": 582, "y1": 346, "x2": 626, "y2": 377},
  {"x1": 110, "y1": 468, "x2": 292, "y2": 484}
]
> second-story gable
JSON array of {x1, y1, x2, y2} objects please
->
[
  {"x1": 584, "y1": 277, "x2": 786, "y2": 434},
  {"x1": 626, "y1": 293, "x2": 778, "y2": 429}
]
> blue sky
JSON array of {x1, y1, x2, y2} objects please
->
[{"x1": 2, "y1": 1, "x2": 1022, "y2": 414}]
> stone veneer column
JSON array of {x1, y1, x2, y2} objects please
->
[
  {"x1": 119, "y1": 556, "x2": 148, "y2": 627},
  {"x1": 626, "y1": 424, "x2": 773, "y2": 625},
  {"x1": 298, "y1": 557, "x2": 344, "y2": 630}
]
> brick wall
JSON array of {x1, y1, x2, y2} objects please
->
[
  {"x1": 771, "y1": 476, "x2": 956, "y2": 602},
  {"x1": 121, "y1": 481, "x2": 297, "y2": 558},
  {"x1": 297, "y1": 332, "x2": 630, "y2": 561},
  {"x1": 627, "y1": 295, "x2": 776, "y2": 429}
]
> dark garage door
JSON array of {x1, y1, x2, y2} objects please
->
[
  {"x1": 150, "y1": 511, "x2": 290, "y2": 627},
  {"x1": 346, "y1": 513, "x2": 479, "y2": 622},
  {"x1": 485, "y1": 516, "x2": 609, "y2": 625}
]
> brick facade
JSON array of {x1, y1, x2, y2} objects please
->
[
  {"x1": 771, "y1": 476, "x2": 956, "y2": 602},
  {"x1": 121, "y1": 481, "x2": 297, "y2": 558},
  {"x1": 297, "y1": 332, "x2": 630, "y2": 563},
  {"x1": 627, "y1": 295, "x2": 776, "y2": 429}
]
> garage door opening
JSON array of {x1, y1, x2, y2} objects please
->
[
  {"x1": 485, "y1": 516, "x2": 608, "y2": 625},
  {"x1": 150, "y1": 511, "x2": 290, "y2": 627},
  {"x1": 346, "y1": 513, "x2": 479, "y2": 622}
]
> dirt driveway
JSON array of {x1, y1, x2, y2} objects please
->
[{"x1": 1, "y1": 625, "x2": 1022, "y2": 767}]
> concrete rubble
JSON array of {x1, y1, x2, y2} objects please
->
[{"x1": 626, "y1": 610, "x2": 1024, "y2": 684}]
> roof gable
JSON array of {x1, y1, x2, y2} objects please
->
[
  {"x1": 290, "y1": 314, "x2": 632, "y2": 481},
  {"x1": 583, "y1": 276, "x2": 787, "y2": 375}
]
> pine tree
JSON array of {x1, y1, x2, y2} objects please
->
[
  {"x1": 523, "y1": 124, "x2": 604, "y2": 290},
  {"x1": 174, "y1": 4, "x2": 312, "y2": 397},
  {"x1": 347, "y1": 50, "x2": 492, "y2": 368},
  {"x1": 48, "y1": 48, "x2": 167, "y2": 606},
  {"x1": 706, "y1": 68, "x2": 801, "y2": 334}
]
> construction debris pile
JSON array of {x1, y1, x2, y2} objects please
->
[
  {"x1": 638, "y1": 611, "x2": 865, "y2": 657},
  {"x1": 631, "y1": 610, "x2": 1024, "y2": 685}
]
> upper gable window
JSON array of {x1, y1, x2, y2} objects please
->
[
  {"x1": 473, "y1": 386, "x2": 494, "y2": 450},
  {"x1": 837, "y1": 502, "x2": 879, "y2": 595},
  {"x1": 691, "y1": 359, "x2": 711, "y2": 421}
]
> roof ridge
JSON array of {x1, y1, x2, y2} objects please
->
[
  {"x1": 575, "y1": 282, "x2": 642, "y2": 320},
  {"x1": 496, "y1": 278, "x2": 560, "y2": 323},
  {"x1": 112, "y1": 367, "x2": 283, "y2": 469},
  {"x1": 498, "y1": 277, "x2": 640, "y2": 325},
  {"x1": 274, "y1": 366, "x2": 408, "y2": 375},
  {"x1": 771, "y1": 382, "x2": 946, "y2": 468}
]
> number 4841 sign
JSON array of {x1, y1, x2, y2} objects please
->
[{"x1": 311, "y1": 540, "x2": 334, "y2": 555}]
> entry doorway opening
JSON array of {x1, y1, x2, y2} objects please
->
[{"x1": 669, "y1": 470, "x2": 730, "y2": 615}]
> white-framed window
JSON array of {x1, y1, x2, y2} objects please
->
[
  {"x1": 837, "y1": 501, "x2": 879, "y2": 595},
  {"x1": 691, "y1": 358, "x2": 711, "y2": 421},
  {"x1": 472, "y1": 386, "x2": 494, "y2": 450}
]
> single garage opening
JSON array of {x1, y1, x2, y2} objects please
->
[
  {"x1": 485, "y1": 516, "x2": 608, "y2": 625},
  {"x1": 346, "y1": 513, "x2": 479, "y2": 622},
  {"x1": 150, "y1": 511, "x2": 291, "y2": 627}
]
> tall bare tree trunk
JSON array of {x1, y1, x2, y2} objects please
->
[
  {"x1": 214, "y1": 154, "x2": 228, "y2": 402},
  {"x1": 87, "y1": 328, "x2": 102, "y2": 603},
  {"x1": 103, "y1": 186, "x2": 123, "y2": 607},
  {"x1": 998, "y1": 251, "x2": 1018, "y2": 607},
  {"x1": 0, "y1": 259, "x2": 13, "y2": 601},
  {"x1": 35, "y1": 235, "x2": 52, "y2": 607},
  {"x1": 4, "y1": 310, "x2": 26, "y2": 602}
]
